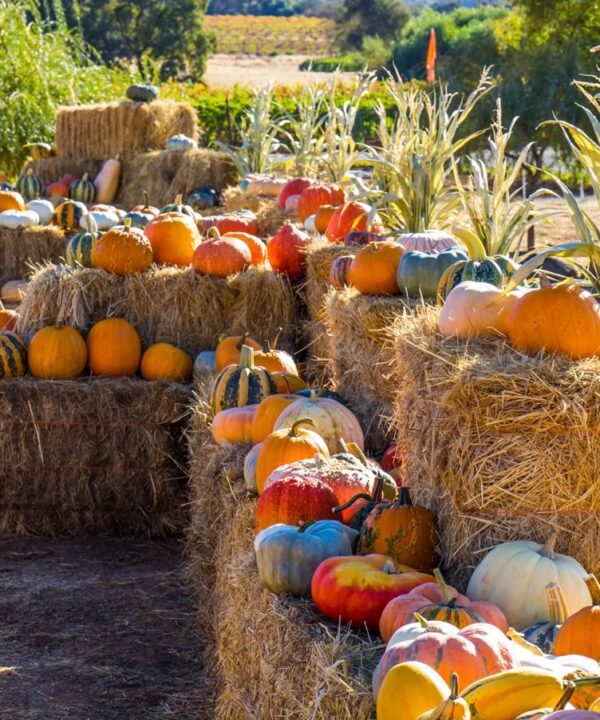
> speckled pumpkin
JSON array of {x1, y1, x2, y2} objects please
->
[{"x1": 210, "y1": 344, "x2": 277, "y2": 415}]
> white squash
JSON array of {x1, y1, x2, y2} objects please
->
[
  {"x1": 439, "y1": 281, "x2": 526, "y2": 339},
  {"x1": 0, "y1": 210, "x2": 39, "y2": 229},
  {"x1": 303, "y1": 214, "x2": 316, "y2": 233},
  {"x1": 27, "y1": 199, "x2": 53, "y2": 225},
  {"x1": 244, "y1": 174, "x2": 288, "y2": 197},
  {"x1": 467, "y1": 535, "x2": 592, "y2": 630},
  {"x1": 244, "y1": 442, "x2": 261, "y2": 492},
  {"x1": 81, "y1": 210, "x2": 119, "y2": 231}
]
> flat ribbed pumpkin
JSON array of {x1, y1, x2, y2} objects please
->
[
  {"x1": 28, "y1": 325, "x2": 87, "y2": 380},
  {"x1": 348, "y1": 241, "x2": 404, "y2": 296},
  {"x1": 93, "y1": 219, "x2": 153, "y2": 275},
  {"x1": 210, "y1": 344, "x2": 277, "y2": 415},
  {"x1": 212, "y1": 405, "x2": 258, "y2": 445},
  {"x1": 0, "y1": 332, "x2": 27, "y2": 377}
]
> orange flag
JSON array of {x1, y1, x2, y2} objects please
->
[{"x1": 426, "y1": 28, "x2": 437, "y2": 84}]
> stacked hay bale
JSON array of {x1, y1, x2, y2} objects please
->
[
  {"x1": 394, "y1": 305, "x2": 600, "y2": 589},
  {"x1": 0, "y1": 226, "x2": 65, "y2": 286},
  {"x1": 186, "y1": 377, "x2": 379, "y2": 720}
]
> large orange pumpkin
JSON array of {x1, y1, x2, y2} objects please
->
[
  {"x1": 314, "y1": 205, "x2": 338, "y2": 234},
  {"x1": 140, "y1": 342, "x2": 193, "y2": 382},
  {"x1": 326, "y1": 201, "x2": 384, "y2": 243},
  {"x1": 144, "y1": 213, "x2": 199, "y2": 266},
  {"x1": 251, "y1": 393, "x2": 298, "y2": 444},
  {"x1": 0, "y1": 190, "x2": 25, "y2": 212},
  {"x1": 348, "y1": 241, "x2": 404, "y2": 296},
  {"x1": 93, "y1": 220, "x2": 153, "y2": 275},
  {"x1": 255, "y1": 418, "x2": 330, "y2": 494},
  {"x1": 212, "y1": 404, "x2": 258, "y2": 445},
  {"x1": 211, "y1": 214, "x2": 259, "y2": 236},
  {"x1": 27, "y1": 325, "x2": 87, "y2": 380},
  {"x1": 215, "y1": 333, "x2": 261, "y2": 371},
  {"x1": 87, "y1": 318, "x2": 141, "y2": 377},
  {"x1": 508, "y1": 284, "x2": 600, "y2": 360},
  {"x1": 222, "y1": 231, "x2": 266, "y2": 266},
  {"x1": 554, "y1": 574, "x2": 600, "y2": 661},
  {"x1": 192, "y1": 237, "x2": 252, "y2": 277},
  {"x1": 298, "y1": 183, "x2": 345, "y2": 223}
]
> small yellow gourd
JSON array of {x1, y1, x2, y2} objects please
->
[
  {"x1": 376, "y1": 661, "x2": 450, "y2": 720},
  {"x1": 418, "y1": 674, "x2": 470, "y2": 720}
]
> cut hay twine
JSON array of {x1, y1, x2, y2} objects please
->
[
  {"x1": 0, "y1": 226, "x2": 66, "y2": 285},
  {"x1": 54, "y1": 100, "x2": 199, "y2": 160},
  {"x1": 0, "y1": 377, "x2": 192, "y2": 537},
  {"x1": 325, "y1": 287, "x2": 424, "y2": 456},
  {"x1": 394, "y1": 305, "x2": 600, "y2": 588},
  {"x1": 185, "y1": 375, "x2": 380, "y2": 720},
  {"x1": 16, "y1": 264, "x2": 296, "y2": 356}
]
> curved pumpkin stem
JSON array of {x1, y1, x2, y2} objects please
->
[
  {"x1": 539, "y1": 533, "x2": 558, "y2": 559},
  {"x1": 433, "y1": 568, "x2": 456, "y2": 607},
  {"x1": 413, "y1": 613, "x2": 430, "y2": 628},
  {"x1": 273, "y1": 326, "x2": 283, "y2": 349},
  {"x1": 339, "y1": 438, "x2": 369, "y2": 466},
  {"x1": 332, "y1": 492, "x2": 374, "y2": 515},
  {"x1": 298, "y1": 520, "x2": 315, "y2": 533},
  {"x1": 585, "y1": 574, "x2": 600, "y2": 606},
  {"x1": 289, "y1": 417, "x2": 316, "y2": 437},
  {"x1": 554, "y1": 683, "x2": 575, "y2": 711},
  {"x1": 449, "y1": 673, "x2": 460, "y2": 700},
  {"x1": 235, "y1": 332, "x2": 249, "y2": 353},
  {"x1": 143, "y1": 190, "x2": 150, "y2": 209},
  {"x1": 262, "y1": 339, "x2": 272, "y2": 354},
  {"x1": 207, "y1": 226, "x2": 221, "y2": 241},
  {"x1": 397, "y1": 487, "x2": 413, "y2": 507}
]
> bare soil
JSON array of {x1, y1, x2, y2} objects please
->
[{"x1": 0, "y1": 538, "x2": 208, "y2": 720}]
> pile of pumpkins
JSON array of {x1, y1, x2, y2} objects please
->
[{"x1": 0, "y1": 318, "x2": 193, "y2": 382}]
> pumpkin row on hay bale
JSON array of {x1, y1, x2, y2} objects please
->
[
  {"x1": 0, "y1": 225, "x2": 65, "y2": 285},
  {"x1": 54, "y1": 100, "x2": 199, "y2": 160},
  {"x1": 185, "y1": 375, "x2": 379, "y2": 720},
  {"x1": 393, "y1": 304, "x2": 600, "y2": 589},
  {"x1": 16, "y1": 263, "x2": 297, "y2": 356},
  {"x1": 324, "y1": 287, "x2": 425, "y2": 455},
  {"x1": 0, "y1": 377, "x2": 192, "y2": 537}
]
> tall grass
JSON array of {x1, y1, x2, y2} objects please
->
[{"x1": 0, "y1": 0, "x2": 131, "y2": 175}]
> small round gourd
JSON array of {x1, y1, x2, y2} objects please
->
[
  {"x1": 126, "y1": 83, "x2": 159, "y2": 102},
  {"x1": 53, "y1": 200, "x2": 86, "y2": 231},
  {"x1": 0, "y1": 210, "x2": 39, "y2": 229},
  {"x1": 165, "y1": 134, "x2": 197, "y2": 151},
  {"x1": 16, "y1": 170, "x2": 43, "y2": 201},
  {"x1": 69, "y1": 174, "x2": 96, "y2": 204},
  {"x1": 66, "y1": 216, "x2": 100, "y2": 268}
]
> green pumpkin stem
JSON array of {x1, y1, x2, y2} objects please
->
[
  {"x1": 413, "y1": 613, "x2": 430, "y2": 629},
  {"x1": 81, "y1": 173, "x2": 88, "y2": 182},
  {"x1": 123, "y1": 217, "x2": 132, "y2": 229},
  {"x1": 340, "y1": 439, "x2": 369, "y2": 466},
  {"x1": 208, "y1": 226, "x2": 221, "y2": 241},
  {"x1": 289, "y1": 418, "x2": 316, "y2": 437},
  {"x1": 433, "y1": 568, "x2": 456, "y2": 607},
  {"x1": 332, "y1": 492, "x2": 374, "y2": 515},
  {"x1": 238, "y1": 344, "x2": 255, "y2": 369},
  {"x1": 585, "y1": 574, "x2": 600, "y2": 606}
]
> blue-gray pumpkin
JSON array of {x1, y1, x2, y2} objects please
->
[
  {"x1": 255, "y1": 520, "x2": 358, "y2": 596},
  {"x1": 126, "y1": 83, "x2": 159, "y2": 102},
  {"x1": 124, "y1": 211, "x2": 150, "y2": 229},
  {"x1": 187, "y1": 186, "x2": 219, "y2": 211},
  {"x1": 165, "y1": 134, "x2": 197, "y2": 151},
  {"x1": 397, "y1": 246, "x2": 469, "y2": 299}
]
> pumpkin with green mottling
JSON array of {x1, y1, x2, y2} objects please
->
[
  {"x1": 437, "y1": 254, "x2": 519, "y2": 301},
  {"x1": 210, "y1": 344, "x2": 277, "y2": 415},
  {"x1": 0, "y1": 332, "x2": 27, "y2": 377}
]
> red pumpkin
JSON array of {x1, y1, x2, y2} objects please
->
[
  {"x1": 192, "y1": 237, "x2": 252, "y2": 277},
  {"x1": 255, "y1": 475, "x2": 338, "y2": 532},
  {"x1": 311, "y1": 554, "x2": 434, "y2": 628},
  {"x1": 298, "y1": 183, "x2": 345, "y2": 223},
  {"x1": 380, "y1": 442, "x2": 405, "y2": 487},
  {"x1": 47, "y1": 181, "x2": 70, "y2": 199},
  {"x1": 326, "y1": 202, "x2": 384, "y2": 243},
  {"x1": 278, "y1": 178, "x2": 313, "y2": 210},
  {"x1": 267, "y1": 222, "x2": 311, "y2": 280}
]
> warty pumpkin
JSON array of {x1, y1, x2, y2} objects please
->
[
  {"x1": 212, "y1": 404, "x2": 258, "y2": 445},
  {"x1": 0, "y1": 332, "x2": 27, "y2": 377},
  {"x1": 87, "y1": 318, "x2": 141, "y2": 377},
  {"x1": 554, "y1": 575, "x2": 600, "y2": 661},
  {"x1": 523, "y1": 582, "x2": 570, "y2": 654},
  {"x1": 93, "y1": 219, "x2": 153, "y2": 275},
  {"x1": 376, "y1": 661, "x2": 451, "y2": 720},
  {"x1": 215, "y1": 333, "x2": 261, "y2": 371},
  {"x1": 255, "y1": 475, "x2": 338, "y2": 532},
  {"x1": 348, "y1": 241, "x2": 404, "y2": 296},
  {"x1": 210, "y1": 344, "x2": 277, "y2": 415},
  {"x1": 28, "y1": 325, "x2": 87, "y2": 380},
  {"x1": 251, "y1": 393, "x2": 298, "y2": 444},
  {"x1": 140, "y1": 342, "x2": 193, "y2": 382},
  {"x1": 144, "y1": 212, "x2": 199, "y2": 266}
]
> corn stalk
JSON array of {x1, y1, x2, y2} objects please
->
[{"x1": 277, "y1": 82, "x2": 326, "y2": 178}]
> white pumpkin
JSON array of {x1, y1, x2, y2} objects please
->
[
  {"x1": 396, "y1": 230, "x2": 463, "y2": 254},
  {"x1": 303, "y1": 214, "x2": 316, "y2": 233},
  {"x1": 439, "y1": 281, "x2": 526, "y2": 339},
  {"x1": 81, "y1": 210, "x2": 119, "y2": 231},
  {"x1": 27, "y1": 199, "x2": 54, "y2": 225},
  {"x1": 0, "y1": 209, "x2": 39, "y2": 229},
  {"x1": 244, "y1": 442, "x2": 261, "y2": 492},
  {"x1": 467, "y1": 535, "x2": 592, "y2": 630},
  {"x1": 193, "y1": 350, "x2": 216, "y2": 377},
  {"x1": 286, "y1": 195, "x2": 301, "y2": 213}
]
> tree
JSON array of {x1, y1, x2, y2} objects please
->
[{"x1": 338, "y1": 0, "x2": 410, "y2": 49}]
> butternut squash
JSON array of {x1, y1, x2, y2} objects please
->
[{"x1": 94, "y1": 155, "x2": 121, "y2": 203}]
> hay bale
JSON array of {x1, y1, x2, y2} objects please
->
[
  {"x1": 0, "y1": 378, "x2": 192, "y2": 537},
  {"x1": 16, "y1": 264, "x2": 296, "y2": 355},
  {"x1": 223, "y1": 186, "x2": 269, "y2": 213},
  {"x1": 0, "y1": 226, "x2": 66, "y2": 285},
  {"x1": 24, "y1": 157, "x2": 104, "y2": 186},
  {"x1": 325, "y1": 288, "x2": 422, "y2": 455},
  {"x1": 394, "y1": 306, "x2": 600, "y2": 588},
  {"x1": 185, "y1": 378, "x2": 380, "y2": 720},
  {"x1": 54, "y1": 101, "x2": 199, "y2": 160}
]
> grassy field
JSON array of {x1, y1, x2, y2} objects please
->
[{"x1": 205, "y1": 15, "x2": 337, "y2": 56}]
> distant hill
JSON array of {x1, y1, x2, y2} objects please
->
[{"x1": 206, "y1": 0, "x2": 501, "y2": 15}]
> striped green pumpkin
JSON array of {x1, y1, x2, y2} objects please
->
[
  {"x1": 70, "y1": 173, "x2": 96, "y2": 204},
  {"x1": 161, "y1": 194, "x2": 195, "y2": 219},
  {"x1": 210, "y1": 344, "x2": 276, "y2": 415},
  {"x1": 52, "y1": 200, "x2": 86, "y2": 230},
  {"x1": 0, "y1": 333, "x2": 27, "y2": 378},
  {"x1": 16, "y1": 170, "x2": 43, "y2": 201},
  {"x1": 66, "y1": 230, "x2": 100, "y2": 267}
]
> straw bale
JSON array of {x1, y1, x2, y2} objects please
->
[
  {"x1": 24, "y1": 156, "x2": 103, "y2": 186},
  {"x1": 325, "y1": 287, "x2": 423, "y2": 455},
  {"x1": 0, "y1": 378, "x2": 192, "y2": 537},
  {"x1": 16, "y1": 264, "x2": 296, "y2": 356},
  {"x1": 0, "y1": 226, "x2": 66, "y2": 285},
  {"x1": 223, "y1": 186, "x2": 269, "y2": 213},
  {"x1": 394, "y1": 306, "x2": 600, "y2": 588},
  {"x1": 54, "y1": 101, "x2": 198, "y2": 159}
]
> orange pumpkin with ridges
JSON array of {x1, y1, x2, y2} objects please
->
[
  {"x1": 213, "y1": 214, "x2": 259, "y2": 236},
  {"x1": 144, "y1": 213, "x2": 199, "y2": 266},
  {"x1": 348, "y1": 241, "x2": 404, "y2": 296},
  {"x1": 254, "y1": 338, "x2": 298, "y2": 375},
  {"x1": 554, "y1": 574, "x2": 600, "y2": 661},
  {"x1": 212, "y1": 405, "x2": 258, "y2": 445},
  {"x1": 93, "y1": 220, "x2": 153, "y2": 275},
  {"x1": 314, "y1": 205, "x2": 338, "y2": 234},
  {"x1": 326, "y1": 201, "x2": 384, "y2": 243},
  {"x1": 298, "y1": 183, "x2": 345, "y2": 223},
  {"x1": 255, "y1": 475, "x2": 338, "y2": 532},
  {"x1": 251, "y1": 394, "x2": 298, "y2": 444},
  {"x1": 192, "y1": 237, "x2": 251, "y2": 277},
  {"x1": 28, "y1": 325, "x2": 87, "y2": 380},
  {"x1": 87, "y1": 318, "x2": 141, "y2": 377},
  {"x1": 222, "y1": 231, "x2": 266, "y2": 266},
  {"x1": 215, "y1": 333, "x2": 261, "y2": 371},
  {"x1": 0, "y1": 190, "x2": 25, "y2": 212},
  {"x1": 140, "y1": 342, "x2": 193, "y2": 382}
]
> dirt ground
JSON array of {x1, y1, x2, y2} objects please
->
[{"x1": 0, "y1": 538, "x2": 208, "y2": 720}]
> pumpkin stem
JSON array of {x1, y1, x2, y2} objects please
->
[
  {"x1": 175, "y1": 194, "x2": 183, "y2": 205},
  {"x1": 298, "y1": 520, "x2": 315, "y2": 533},
  {"x1": 397, "y1": 486, "x2": 413, "y2": 507},
  {"x1": 539, "y1": 533, "x2": 558, "y2": 559},
  {"x1": 143, "y1": 190, "x2": 150, "y2": 209},
  {"x1": 208, "y1": 226, "x2": 221, "y2": 241},
  {"x1": 235, "y1": 333, "x2": 248, "y2": 352},
  {"x1": 413, "y1": 613, "x2": 430, "y2": 628},
  {"x1": 123, "y1": 217, "x2": 132, "y2": 229},
  {"x1": 340, "y1": 439, "x2": 369, "y2": 466},
  {"x1": 81, "y1": 173, "x2": 88, "y2": 182},
  {"x1": 554, "y1": 683, "x2": 575, "y2": 711},
  {"x1": 238, "y1": 344, "x2": 255, "y2": 369},
  {"x1": 572, "y1": 676, "x2": 600, "y2": 687},
  {"x1": 585, "y1": 574, "x2": 600, "y2": 606},
  {"x1": 262, "y1": 339, "x2": 272, "y2": 354},
  {"x1": 289, "y1": 418, "x2": 316, "y2": 437},
  {"x1": 381, "y1": 560, "x2": 398, "y2": 575},
  {"x1": 332, "y1": 492, "x2": 374, "y2": 514},
  {"x1": 545, "y1": 582, "x2": 569, "y2": 625},
  {"x1": 273, "y1": 326, "x2": 283, "y2": 348},
  {"x1": 449, "y1": 673, "x2": 459, "y2": 700},
  {"x1": 433, "y1": 568, "x2": 456, "y2": 606}
]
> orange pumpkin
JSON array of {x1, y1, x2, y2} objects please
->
[
  {"x1": 192, "y1": 237, "x2": 251, "y2": 277},
  {"x1": 251, "y1": 394, "x2": 298, "y2": 444},
  {"x1": 87, "y1": 318, "x2": 141, "y2": 377},
  {"x1": 212, "y1": 214, "x2": 259, "y2": 236},
  {"x1": 215, "y1": 333, "x2": 261, "y2": 371},
  {"x1": 255, "y1": 418, "x2": 330, "y2": 494},
  {"x1": 253, "y1": 335, "x2": 298, "y2": 375},
  {"x1": 27, "y1": 325, "x2": 87, "y2": 380},
  {"x1": 326, "y1": 201, "x2": 384, "y2": 243},
  {"x1": 93, "y1": 220, "x2": 153, "y2": 275},
  {"x1": 222, "y1": 231, "x2": 266, "y2": 266},
  {"x1": 0, "y1": 190, "x2": 25, "y2": 212},
  {"x1": 271, "y1": 371, "x2": 308, "y2": 394},
  {"x1": 0, "y1": 306, "x2": 17, "y2": 332},
  {"x1": 314, "y1": 205, "x2": 338, "y2": 234},
  {"x1": 140, "y1": 342, "x2": 193, "y2": 382},
  {"x1": 554, "y1": 574, "x2": 600, "y2": 661},
  {"x1": 212, "y1": 405, "x2": 258, "y2": 445},
  {"x1": 348, "y1": 241, "x2": 404, "y2": 296},
  {"x1": 278, "y1": 177, "x2": 313, "y2": 210},
  {"x1": 144, "y1": 213, "x2": 199, "y2": 266},
  {"x1": 298, "y1": 183, "x2": 345, "y2": 223},
  {"x1": 508, "y1": 284, "x2": 600, "y2": 360}
]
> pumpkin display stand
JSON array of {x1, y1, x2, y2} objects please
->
[
  {"x1": 186, "y1": 378, "x2": 379, "y2": 720},
  {"x1": 0, "y1": 225, "x2": 65, "y2": 285},
  {"x1": 16, "y1": 264, "x2": 296, "y2": 356},
  {"x1": 53, "y1": 100, "x2": 198, "y2": 159},
  {"x1": 325, "y1": 287, "x2": 425, "y2": 454},
  {"x1": 394, "y1": 304, "x2": 600, "y2": 588},
  {"x1": 303, "y1": 242, "x2": 356, "y2": 384},
  {"x1": 0, "y1": 377, "x2": 191, "y2": 536}
]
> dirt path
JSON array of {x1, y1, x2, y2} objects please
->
[{"x1": 0, "y1": 538, "x2": 207, "y2": 720}]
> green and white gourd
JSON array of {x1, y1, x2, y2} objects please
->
[
  {"x1": 16, "y1": 170, "x2": 43, "y2": 201},
  {"x1": 70, "y1": 174, "x2": 96, "y2": 204}
]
